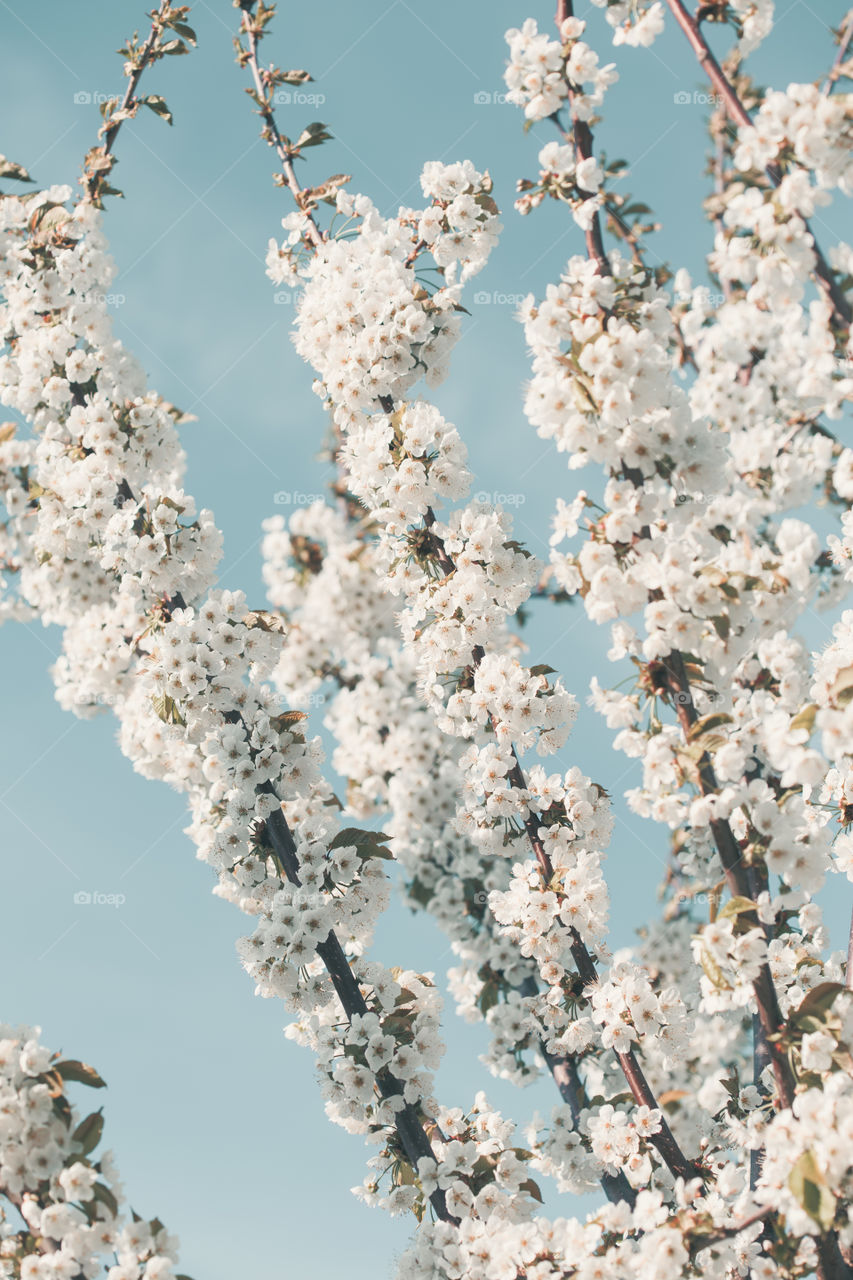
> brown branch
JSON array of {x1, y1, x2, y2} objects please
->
[
  {"x1": 237, "y1": 4, "x2": 323, "y2": 249},
  {"x1": 262, "y1": 801, "x2": 455, "y2": 1223},
  {"x1": 518, "y1": 974, "x2": 637, "y2": 1206},
  {"x1": 690, "y1": 1204, "x2": 773, "y2": 1253},
  {"x1": 499, "y1": 727, "x2": 699, "y2": 1183},
  {"x1": 663, "y1": 0, "x2": 852, "y2": 328},
  {"x1": 662, "y1": 650, "x2": 795, "y2": 1108},
  {"x1": 823, "y1": 10, "x2": 853, "y2": 96},
  {"x1": 82, "y1": 0, "x2": 177, "y2": 204},
  {"x1": 432, "y1": 513, "x2": 701, "y2": 1183},
  {"x1": 555, "y1": 0, "x2": 610, "y2": 274}
]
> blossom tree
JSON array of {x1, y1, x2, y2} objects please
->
[{"x1": 3, "y1": 0, "x2": 853, "y2": 1276}]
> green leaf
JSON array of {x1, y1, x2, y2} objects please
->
[
  {"x1": 168, "y1": 20, "x2": 197, "y2": 44},
  {"x1": 828, "y1": 665, "x2": 853, "y2": 707},
  {"x1": 792, "y1": 982, "x2": 845, "y2": 1023},
  {"x1": 687, "y1": 711, "x2": 733, "y2": 741},
  {"x1": 151, "y1": 694, "x2": 186, "y2": 727},
  {"x1": 717, "y1": 895, "x2": 756, "y2": 922},
  {"x1": 0, "y1": 155, "x2": 33, "y2": 183},
  {"x1": 143, "y1": 95, "x2": 173, "y2": 125},
  {"x1": 329, "y1": 827, "x2": 394, "y2": 860},
  {"x1": 295, "y1": 122, "x2": 332, "y2": 149},
  {"x1": 92, "y1": 1181, "x2": 120, "y2": 1218},
  {"x1": 53, "y1": 1059, "x2": 106, "y2": 1089},
  {"x1": 72, "y1": 1110, "x2": 104, "y2": 1156},
  {"x1": 159, "y1": 38, "x2": 190, "y2": 55},
  {"x1": 789, "y1": 1151, "x2": 836, "y2": 1231},
  {"x1": 698, "y1": 945, "x2": 729, "y2": 991},
  {"x1": 478, "y1": 980, "x2": 500, "y2": 1017},
  {"x1": 789, "y1": 703, "x2": 817, "y2": 736},
  {"x1": 529, "y1": 664, "x2": 557, "y2": 678}
]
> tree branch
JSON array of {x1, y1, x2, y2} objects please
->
[
  {"x1": 663, "y1": 0, "x2": 852, "y2": 328},
  {"x1": 262, "y1": 802, "x2": 455, "y2": 1222},
  {"x1": 237, "y1": 3, "x2": 323, "y2": 248}
]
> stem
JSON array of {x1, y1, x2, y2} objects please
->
[
  {"x1": 238, "y1": 6, "x2": 323, "y2": 249},
  {"x1": 664, "y1": 651, "x2": 795, "y2": 1108},
  {"x1": 83, "y1": 0, "x2": 171, "y2": 203},
  {"x1": 690, "y1": 1205, "x2": 773, "y2": 1253},
  {"x1": 519, "y1": 975, "x2": 637, "y2": 1206},
  {"x1": 747, "y1": 864, "x2": 771, "y2": 1191},
  {"x1": 663, "y1": 0, "x2": 852, "y2": 328},
  {"x1": 263, "y1": 801, "x2": 455, "y2": 1222},
  {"x1": 555, "y1": 0, "x2": 610, "y2": 274},
  {"x1": 823, "y1": 10, "x2": 853, "y2": 96}
]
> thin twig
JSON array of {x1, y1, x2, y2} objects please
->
[
  {"x1": 823, "y1": 10, "x2": 853, "y2": 96},
  {"x1": 238, "y1": 5, "x2": 323, "y2": 248},
  {"x1": 663, "y1": 0, "x2": 852, "y2": 328}
]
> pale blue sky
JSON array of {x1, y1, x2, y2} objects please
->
[{"x1": 0, "y1": 2, "x2": 849, "y2": 1276}]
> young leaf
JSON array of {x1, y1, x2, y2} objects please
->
[
  {"x1": 788, "y1": 1150, "x2": 835, "y2": 1231},
  {"x1": 53, "y1": 1059, "x2": 107, "y2": 1089},
  {"x1": 687, "y1": 711, "x2": 733, "y2": 741},
  {"x1": 151, "y1": 694, "x2": 186, "y2": 727},
  {"x1": 295, "y1": 122, "x2": 332, "y2": 149},
  {"x1": 0, "y1": 155, "x2": 33, "y2": 183},
  {"x1": 143, "y1": 95, "x2": 173, "y2": 125},
  {"x1": 72, "y1": 1109, "x2": 105, "y2": 1156}
]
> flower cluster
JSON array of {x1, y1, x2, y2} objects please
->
[
  {"x1": 588, "y1": 0, "x2": 666, "y2": 49},
  {"x1": 284, "y1": 164, "x2": 500, "y2": 421},
  {"x1": 504, "y1": 16, "x2": 617, "y2": 124},
  {"x1": 0, "y1": 1027, "x2": 182, "y2": 1279}
]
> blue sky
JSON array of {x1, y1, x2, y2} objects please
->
[{"x1": 0, "y1": 1, "x2": 850, "y2": 1276}]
